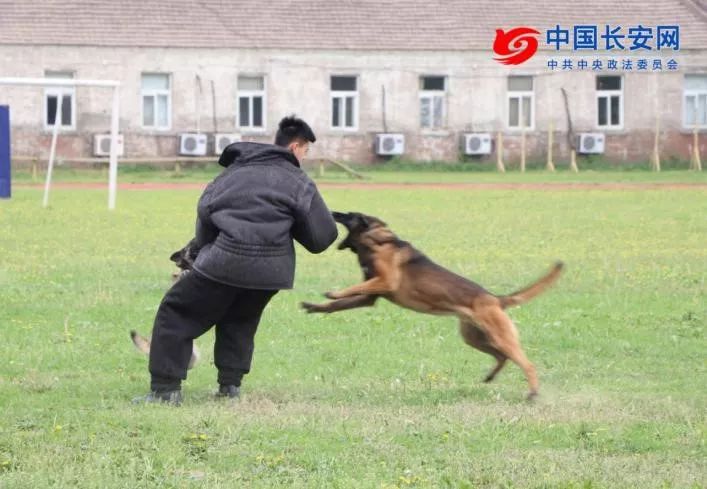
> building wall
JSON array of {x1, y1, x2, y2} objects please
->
[{"x1": 1, "y1": 45, "x2": 706, "y2": 164}]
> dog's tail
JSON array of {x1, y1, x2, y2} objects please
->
[
  {"x1": 130, "y1": 330, "x2": 151, "y2": 355},
  {"x1": 498, "y1": 261, "x2": 564, "y2": 309},
  {"x1": 130, "y1": 330, "x2": 200, "y2": 369}
]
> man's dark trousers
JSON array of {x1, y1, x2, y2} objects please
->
[{"x1": 148, "y1": 270, "x2": 277, "y2": 392}]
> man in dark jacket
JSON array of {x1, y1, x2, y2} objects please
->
[{"x1": 134, "y1": 116, "x2": 338, "y2": 405}]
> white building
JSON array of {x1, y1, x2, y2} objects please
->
[{"x1": 1, "y1": 0, "x2": 706, "y2": 164}]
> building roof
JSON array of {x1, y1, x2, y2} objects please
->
[{"x1": 0, "y1": 0, "x2": 706, "y2": 51}]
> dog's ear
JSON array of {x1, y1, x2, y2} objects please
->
[
  {"x1": 169, "y1": 249, "x2": 183, "y2": 263},
  {"x1": 365, "y1": 227, "x2": 396, "y2": 245},
  {"x1": 357, "y1": 214, "x2": 387, "y2": 230},
  {"x1": 356, "y1": 214, "x2": 380, "y2": 229}
]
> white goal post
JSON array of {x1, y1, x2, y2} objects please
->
[{"x1": 0, "y1": 77, "x2": 121, "y2": 210}]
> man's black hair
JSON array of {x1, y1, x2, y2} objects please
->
[{"x1": 274, "y1": 115, "x2": 316, "y2": 147}]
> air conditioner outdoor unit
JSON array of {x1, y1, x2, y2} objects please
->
[
  {"x1": 93, "y1": 134, "x2": 124, "y2": 157},
  {"x1": 463, "y1": 133, "x2": 493, "y2": 155},
  {"x1": 213, "y1": 133, "x2": 242, "y2": 155},
  {"x1": 375, "y1": 133, "x2": 405, "y2": 156},
  {"x1": 577, "y1": 133, "x2": 605, "y2": 154},
  {"x1": 179, "y1": 133, "x2": 208, "y2": 156}
]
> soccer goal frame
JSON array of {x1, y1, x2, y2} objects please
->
[{"x1": 0, "y1": 77, "x2": 121, "y2": 210}]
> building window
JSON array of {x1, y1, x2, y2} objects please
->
[
  {"x1": 44, "y1": 71, "x2": 75, "y2": 130},
  {"x1": 331, "y1": 76, "x2": 358, "y2": 130},
  {"x1": 684, "y1": 75, "x2": 707, "y2": 128},
  {"x1": 419, "y1": 76, "x2": 446, "y2": 129},
  {"x1": 596, "y1": 76, "x2": 623, "y2": 129},
  {"x1": 238, "y1": 76, "x2": 265, "y2": 130},
  {"x1": 507, "y1": 76, "x2": 534, "y2": 130},
  {"x1": 141, "y1": 73, "x2": 171, "y2": 130}
]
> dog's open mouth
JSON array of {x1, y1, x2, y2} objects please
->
[
  {"x1": 332, "y1": 211, "x2": 355, "y2": 249},
  {"x1": 332, "y1": 211, "x2": 350, "y2": 225}
]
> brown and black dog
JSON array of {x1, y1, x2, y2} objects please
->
[
  {"x1": 130, "y1": 239, "x2": 201, "y2": 366},
  {"x1": 169, "y1": 238, "x2": 199, "y2": 282},
  {"x1": 302, "y1": 211, "x2": 563, "y2": 400}
]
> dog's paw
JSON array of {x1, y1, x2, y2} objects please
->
[
  {"x1": 300, "y1": 302, "x2": 322, "y2": 313},
  {"x1": 324, "y1": 291, "x2": 339, "y2": 300}
]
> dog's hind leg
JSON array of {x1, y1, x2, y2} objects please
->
[
  {"x1": 459, "y1": 321, "x2": 508, "y2": 383},
  {"x1": 483, "y1": 357, "x2": 508, "y2": 383},
  {"x1": 301, "y1": 295, "x2": 378, "y2": 314},
  {"x1": 472, "y1": 309, "x2": 539, "y2": 400},
  {"x1": 505, "y1": 347, "x2": 537, "y2": 400}
]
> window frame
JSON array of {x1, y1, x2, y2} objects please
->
[
  {"x1": 237, "y1": 75, "x2": 267, "y2": 131},
  {"x1": 140, "y1": 73, "x2": 172, "y2": 131},
  {"x1": 683, "y1": 74, "x2": 707, "y2": 129},
  {"x1": 507, "y1": 76, "x2": 535, "y2": 131},
  {"x1": 596, "y1": 75, "x2": 624, "y2": 130},
  {"x1": 330, "y1": 75, "x2": 359, "y2": 131},
  {"x1": 43, "y1": 71, "x2": 76, "y2": 131},
  {"x1": 419, "y1": 75, "x2": 447, "y2": 130}
]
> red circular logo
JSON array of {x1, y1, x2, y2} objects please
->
[{"x1": 493, "y1": 27, "x2": 541, "y2": 65}]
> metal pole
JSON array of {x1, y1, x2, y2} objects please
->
[
  {"x1": 520, "y1": 117, "x2": 526, "y2": 172},
  {"x1": 194, "y1": 75, "x2": 202, "y2": 134},
  {"x1": 0, "y1": 77, "x2": 121, "y2": 209},
  {"x1": 546, "y1": 121, "x2": 555, "y2": 171},
  {"x1": 108, "y1": 86, "x2": 120, "y2": 210},
  {"x1": 496, "y1": 131, "x2": 505, "y2": 172},
  {"x1": 43, "y1": 94, "x2": 63, "y2": 208}
]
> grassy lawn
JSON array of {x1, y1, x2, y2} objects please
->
[
  {"x1": 10, "y1": 162, "x2": 707, "y2": 185},
  {"x1": 0, "y1": 182, "x2": 705, "y2": 488}
]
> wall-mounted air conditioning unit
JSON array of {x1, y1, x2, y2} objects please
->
[
  {"x1": 213, "y1": 133, "x2": 241, "y2": 155},
  {"x1": 577, "y1": 133, "x2": 605, "y2": 154},
  {"x1": 463, "y1": 133, "x2": 493, "y2": 155},
  {"x1": 179, "y1": 133, "x2": 208, "y2": 156},
  {"x1": 375, "y1": 133, "x2": 405, "y2": 156},
  {"x1": 93, "y1": 134, "x2": 124, "y2": 157}
]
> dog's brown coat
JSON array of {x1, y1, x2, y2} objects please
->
[{"x1": 302, "y1": 212, "x2": 563, "y2": 399}]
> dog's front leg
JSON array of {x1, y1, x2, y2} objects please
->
[
  {"x1": 301, "y1": 294, "x2": 378, "y2": 314},
  {"x1": 325, "y1": 277, "x2": 391, "y2": 300}
]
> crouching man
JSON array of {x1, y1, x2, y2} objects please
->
[{"x1": 133, "y1": 116, "x2": 338, "y2": 405}]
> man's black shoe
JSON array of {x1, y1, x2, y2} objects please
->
[
  {"x1": 216, "y1": 385, "x2": 240, "y2": 399},
  {"x1": 132, "y1": 390, "x2": 183, "y2": 406}
]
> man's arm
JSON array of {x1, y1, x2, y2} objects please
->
[
  {"x1": 292, "y1": 182, "x2": 338, "y2": 253},
  {"x1": 195, "y1": 214, "x2": 218, "y2": 248}
]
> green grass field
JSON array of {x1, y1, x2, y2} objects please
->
[
  {"x1": 1, "y1": 175, "x2": 705, "y2": 488},
  {"x1": 11, "y1": 162, "x2": 707, "y2": 185}
]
